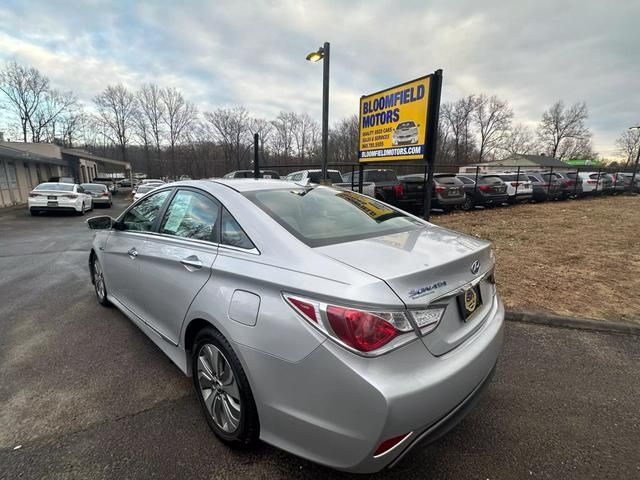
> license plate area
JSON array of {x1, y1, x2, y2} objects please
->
[
  {"x1": 47, "y1": 196, "x2": 57, "y2": 200},
  {"x1": 457, "y1": 284, "x2": 483, "y2": 321}
]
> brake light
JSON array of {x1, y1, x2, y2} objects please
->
[
  {"x1": 102, "y1": 192, "x2": 109, "y2": 196},
  {"x1": 587, "y1": 180, "x2": 597, "y2": 185},
  {"x1": 62, "y1": 194, "x2": 78, "y2": 198},
  {"x1": 510, "y1": 182, "x2": 520, "y2": 187},
  {"x1": 393, "y1": 184, "x2": 404, "y2": 197},
  {"x1": 29, "y1": 192, "x2": 42, "y2": 198},
  {"x1": 327, "y1": 306, "x2": 397, "y2": 352},
  {"x1": 374, "y1": 432, "x2": 412, "y2": 457},
  {"x1": 478, "y1": 185, "x2": 490, "y2": 191},
  {"x1": 435, "y1": 185, "x2": 445, "y2": 193},
  {"x1": 284, "y1": 295, "x2": 423, "y2": 355}
]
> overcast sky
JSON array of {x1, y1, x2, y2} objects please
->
[{"x1": 0, "y1": 0, "x2": 638, "y2": 157}]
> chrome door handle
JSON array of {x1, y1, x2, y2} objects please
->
[
  {"x1": 180, "y1": 256, "x2": 202, "y2": 270},
  {"x1": 128, "y1": 247, "x2": 138, "y2": 259}
]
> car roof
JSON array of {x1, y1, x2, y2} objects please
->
[{"x1": 174, "y1": 178, "x2": 297, "y2": 193}]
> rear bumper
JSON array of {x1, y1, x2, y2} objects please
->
[
  {"x1": 240, "y1": 295, "x2": 505, "y2": 474},
  {"x1": 478, "y1": 194, "x2": 509, "y2": 205}
]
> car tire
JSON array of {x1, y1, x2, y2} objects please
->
[
  {"x1": 192, "y1": 327, "x2": 259, "y2": 447},
  {"x1": 461, "y1": 195, "x2": 474, "y2": 211},
  {"x1": 30, "y1": 209, "x2": 38, "y2": 216},
  {"x1": 91, "y1": 255, "x2": 111, "y2": 307}
]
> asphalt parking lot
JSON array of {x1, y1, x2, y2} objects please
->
[{"x1": 1, "y1": 194, "x2": 639, "y2": 480}]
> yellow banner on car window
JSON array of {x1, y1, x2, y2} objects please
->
[
  {"x1": 359, "y1": 75, "x2": 430, "y2": 163},
  {"x1": 336, "y1": 191, "x2": 396, "y2": 221}
]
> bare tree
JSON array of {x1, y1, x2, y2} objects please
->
[
  {"x1": 137, "y1": 84, "x2": 165, "y2": 165},
  {"x1": 615, "y1": 128, "x2": 640, "y2": 168},
  {"x1": 93, "y1": 84, "x2": 138, "y2": 161},
  {"x1": 474, "y1": 94, "x2": 513, "y2": 162},
  {"x1": 500, "y1": 123, "x2": 538, "y2": 156},
  {"x1": 270, "y1": 111, "x2": 298, "y2": 163},
  {"x1": 441, "y1": 96, "x2": 477, "y2": 164},
  {"x1": 29, "y1": 89, "x2": 77, "y2": 143},
  {"x1": 249, "y1": 117, "x2": 274, "y2": 164},
  {"x1": 132, "y1": 107, "x2": 153, "y2": 174},
  {"x1": 161, "y1": 87, "x2": 197, "y2": 178},
  {"x1": 329, "y1": 115, "x2": 359, "y2": 163},
  {"x1": 292, "y1": 113, "x2": 319, "y2": 162},
  {"x1": 204, "y1": 106, "x2": 251, "y2": 170},
  {"x1": 537, "y1": 100, "x2": 590, "y2": 159},
  {"x1": 0, "y1": 61, "x2": 50, "y2": 142}
]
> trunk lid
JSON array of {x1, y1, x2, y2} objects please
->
[{"x1": 316, "y1": 225, "x2": 495, "y2": 355}]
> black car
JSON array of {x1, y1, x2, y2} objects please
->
[
  {"x1": 456, "y1": 174, "x2": 509, "y2": 210},
  {"x1": 525, "y1": 172, "x2": 562, "y2": 202},
  {"x1": 398, "y1": 173, "x2": 465, "y2": 212},
  {"x1": 549, "y1": 171, "x2": 584, "y2": 199},
  {"x1": 342, "y1": 169, "x2": 407, "y2": 207}
]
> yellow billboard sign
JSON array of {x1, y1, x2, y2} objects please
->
[{"x1": 358, "y1": 75, "x2": 431, "y2": 162}]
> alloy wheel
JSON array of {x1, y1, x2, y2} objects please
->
[
  {"x1": 93, "y1": 257, "x2": 106, "y2": 301},
  {"x1": 197, "y1": 344, "x2": 242, "y2": 433}
]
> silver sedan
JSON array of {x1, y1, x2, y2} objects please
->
[{"x1": 87, "y1": 179, "x2": 504, "y2": 473}]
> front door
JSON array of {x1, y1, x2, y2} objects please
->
[
  {"x1": 131, "y1": 189, "x2": 221, "y2": 344},
  {"x1": 101, "y1": 189, "x2": 173, "y2": 309}
]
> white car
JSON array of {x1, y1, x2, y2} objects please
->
[
  {"x1": 28, "y1": 182, "x2": 93, "y2": 216},
  {"x1": 492, "y1": 173, "x2": 533, "y2": 203},
  {"x1": 132, "y1": 183, "x2": 160, "y2": 202},
  {"x1": 577, "y1": 171, "x2": 612, "y2": 195}
]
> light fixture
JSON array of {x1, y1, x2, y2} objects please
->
[{"x1": 305, "y1": 48, "x2": 324, "y2": 63}]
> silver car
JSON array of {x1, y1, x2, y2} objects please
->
[{"x1": 86, "y1": 179, "x2": 504, "y2": 473}]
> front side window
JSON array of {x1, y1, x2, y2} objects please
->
[
  {"x1": 245, "y1": 187, "x2": 423, "y2": 247},
  {"x1": 221, "y1": 208, "x2": 255, "y2": 250},
  {"x1": 160, "y1": 190, "x2": 220, "y2": 242},
  {"x1": 120, "y1": 190, "x2": 171, "y2": 232}
]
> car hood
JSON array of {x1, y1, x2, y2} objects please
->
[{"x1": 315, "y1": 225, "x2": 493, "y2": 307}]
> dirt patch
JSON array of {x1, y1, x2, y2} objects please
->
[{"x1": 432, "y1": 195, "x2": 640, "y2": 323}]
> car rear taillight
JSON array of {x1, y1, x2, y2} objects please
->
[
  {"x1": 102, "y1": 192, "x2": 109, "y2": 196},
  {"x1": 478, "y1": 185, "x2": 490, "y2": 191},
  {"x1": 434, "y1": 185, "x2": 445, "y2": 193},
  {"x1": 284, "y1": 295, "x2": 425, "y2": 355},
  {"x1": 326, "y1": 306, "x2": 397, "y2": 352},
  {"x1": 510, "y1": 182, "x2": 520, "y2": 187},
  {"x1": 373, "y1": 432, "x2": 412, "y2": 457},
  {"x1": 29, "y1": 192, "x2": 42, "y2": 198},
  {"x1": 587, "y1": 180, "x2": 597, "y2": 185},
  {"x1": 393, "y1": 184, "x2": 404, "y2": 198},
  {"x1": 62, "y1": 194, "x2": 78, "y2": 198}
]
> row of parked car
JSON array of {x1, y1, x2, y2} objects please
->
[{"x1": 222, "y1": 168, "x2": 638, "y2": 213}]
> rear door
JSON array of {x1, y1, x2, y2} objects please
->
[{"x1": 132, "y1": 188, "x2": 220, "y2": 345}]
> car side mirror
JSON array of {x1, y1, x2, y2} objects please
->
[{"x1": 87, "y1": 215, "x2": 115, "y2": 230}]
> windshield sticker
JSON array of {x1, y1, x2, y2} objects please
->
[{"x1": 409, "y1": 281, "x2": 447, "y2": 299}]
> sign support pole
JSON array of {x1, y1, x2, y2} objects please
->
[
  {"x1": 422, "y1": 69, "x2": 443, "y2": 221},
  {"x1": 253, "y1": 133, "x2": 260, "y2": 179}
]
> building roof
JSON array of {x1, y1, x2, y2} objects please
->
[
  {"x1": 471, "y1": 154, "x2": 571, "y2": 169},
  {"x1": 61, "y1": 148, "x2": 131, "y2": 168},
  {"x1": 0, "y1": 144, "x2": 68, "y2": 167}
]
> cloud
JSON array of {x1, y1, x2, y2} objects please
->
[{"x1": 0, "y1": 0, "x2": 638, "y2": 157}]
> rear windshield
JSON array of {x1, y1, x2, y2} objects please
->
[
  {"x1": 498, "y1": 174, "x2": 528, "y2": 182},
  {"x1": 35, "y1": 183, "x2": 74, "y2": 191},
  {"x1": 308, "y1": 171, "x2": 344, "y2": 183},
  {"x1": 479, "y1": 176, "x2": 503, "y2": 185},
  {"x1": 364, "y1": 170, "x2": 398, "y2": 182},
  {"x1": 244, "y1": 187, "x2": 423, "y2": 247},
  {"x1": 81, "y1": 184, "x2": 107, "y2": 191},
  {"x1": 433, "y1": 175, "x2": 460, "y2": 185}
]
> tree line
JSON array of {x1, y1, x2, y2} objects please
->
[{"x1": 1, "y1": 60, "x2": 633, "y2": 178}]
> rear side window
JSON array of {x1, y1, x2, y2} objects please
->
[
  {"x1": 160, "y1": 190, "x2": 220, "y2": 242},
  {"x1": 121, "y1": 190, "x2": 171, "y2": 232},
  {"x1": 434, "y1": 175, "x2": 461, "y2": 185},
  {"x1": 221, "y1": 208, "x2": 255, "y2": 250}
]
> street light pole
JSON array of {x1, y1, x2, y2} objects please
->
[
  {"x1": 321, "y1": 41, "x2": 330, "y2": 183},
  {"x1": 306, "y1": 42, "x2": 330, "y2": 182}
]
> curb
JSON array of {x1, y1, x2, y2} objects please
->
[{"x1": 505, "y1": 309, "x2": 640, "y2": 336}]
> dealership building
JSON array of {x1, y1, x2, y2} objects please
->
[{"x1": 0, "y1": 141, "x2": 131, "y2": 208}]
